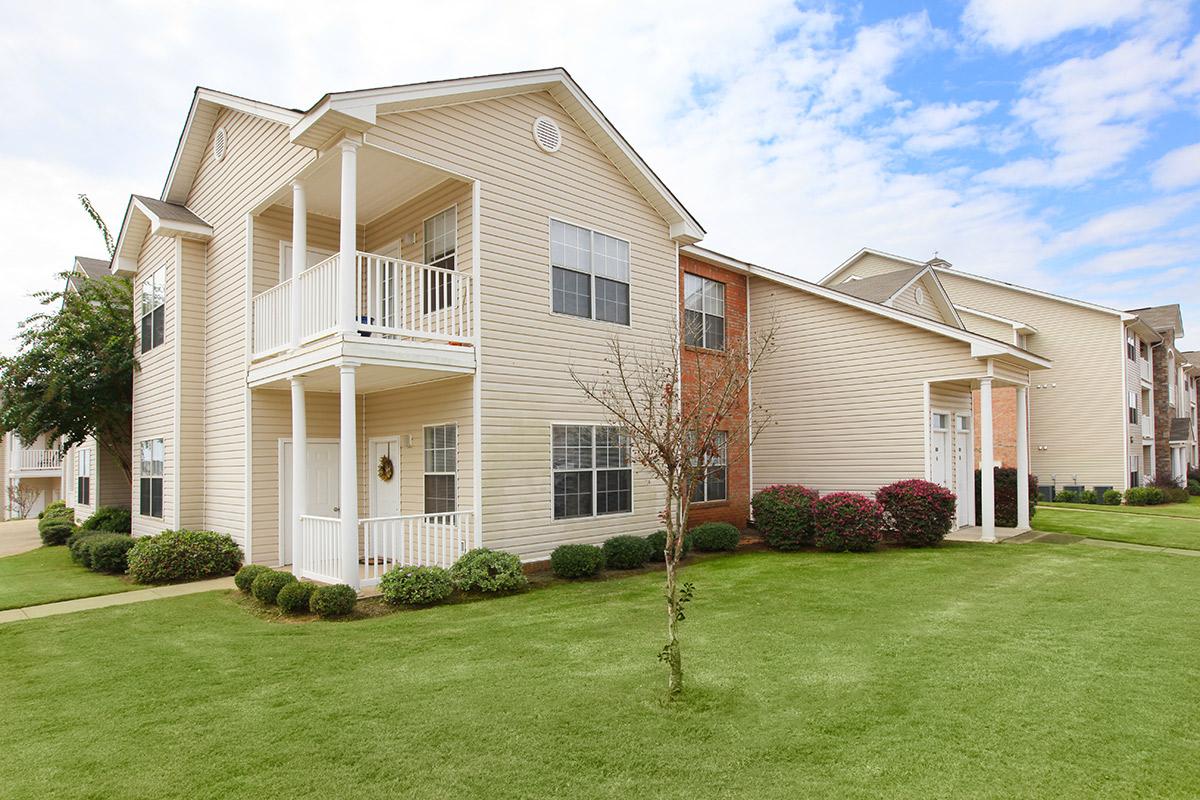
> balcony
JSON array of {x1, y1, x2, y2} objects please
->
[
  {"x1": 1140, "y1": 359, "x2": 1151, "y2": 383},
  {"x1": 14, "y1": 448, "x2": 62, "y2": 475},
  {"x1": 1142, "y1": 417, "x2": 1153, "y2": 440}
]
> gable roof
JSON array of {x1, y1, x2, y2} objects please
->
[
  {"x1": 73, "y1": 256, "x2": 111, "y2": 280},
  {"x1": 1126, "y1": 304, "x2": 1184, "y2": 338},
  {"x1": 111, "y1": 195, "x2": 213, "y2": 273},
  {"x1": 835, "y1": 266, "x2": 923, "y2": 302},
  {"x1": 954, "y1": 304, "x2": 1038, "y2": 335}
]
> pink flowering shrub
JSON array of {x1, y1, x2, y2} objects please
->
[
  {"x1": 875, "y1": 479, "x2": 956, "y2": 547},
  {"x1": 751, "y1": 484, "x2": 820, "y2": 550},
  {"x1": 813, "y1": 492, "x2": 884, "y2": 552}
]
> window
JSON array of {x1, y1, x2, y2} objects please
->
[
  {"x1": 552, "y1": 424, "x2": 631, "y2": 519},
  {"x1": 423, "y1": 424, "x2": 457, "y2": 514},
  {"x1": 1127, "y1": 335, "x2": 1136, "y2": 361},
  {"x1": 140, "y1": 267, "x2": 165, "y2": 353},
  {"x1": 423, "y1": 207, "x2": 457, "y2": 314},
  {"x1": 1129, "y1": 391, "x2": 1139, "y2": 424},
  {"x1": 76, "y1": 449, "x2": 92, "y2": 506},
  {"x1": 691, "y1": 431, "x2": 728, "y2": 503},
  {"x1": 139, "y1": 439, "x2": 164, "y2": 518},
  {"x1": 931, "y1": 413, "x2": 949, "y2": 430},
  {"x1": 550, "y1": 220, "x2": 630, "y2": 325},
  {"x1": 1129, "y1": 454, "x2": 1140, "y2": 488},
  {"x1": 683, "y1": 274, "x2": 726, "y2": 350}
]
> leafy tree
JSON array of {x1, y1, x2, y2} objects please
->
[{"x1": 0, "y1": 273, "x2": 136, "y2": 483}]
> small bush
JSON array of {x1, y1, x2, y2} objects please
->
[
  {"x1": 814, "y1": 492, "x2": 884, "y2": 552},
  {"x1": 251, "y1": 570, "x2": 296, "y2": 605},
  {"x1": 449, "y1": 548, "x2": 528, "y2": 593},
  {"x1": 234, "y1": 564, "x2": 273, "y2": 594},
  {"x1": 380, "y1": 565, "x2": 454, "y2": 605},
  {"x1": 601, "y1": 535, "x2": 653, "y2": 569},
  {"x1": 1079, "y1": 489, "x2": 1097, "y2": 505},
  {"x1": 1189, "y1": 479, "x2": 1200, "y2": 497},
  {"x1": 974, "y1": 468, "x2": 1038, "y2": 525},
  {"x1": 645, "y1": 530, "x2": 693, "y2": 562},
  {"x1": 67, "y1": 529, "x2": 103, "y2": 564},
  {"x1": 126, "y1": 529, "x2": 243, "y2": 584},
  {"x1": 1148, "y1": 475, "x2": 1190, "y2": 504},
  {"x1": 83, "y1": 534, "x2": 135, "y2": 574},
  {"x1": 276, "y1": 581, "x2": 318, "y2": 614},
  {"x1": 1103, "y1": 489, "x2": 1123, "y2": 506},
  {"x1": 549, "y1": 544, "x2": 605, "y2": 578},
  {"x1": 80, "y1": 506, "x2": 132, "y2": 534},
  {"x1": 687, "y1": 522, "x2": 740, "y2": 552},
  {"x1": 309, "y1": 584, "x2": 357, "y2": 618},
  {"x1": 1055, "y1": 489, "x2": 1081, "y2": 504},
  {"x1": 876, "y1": 479, "x2": 956, "y2": 547},
  {"x1": 751, "y1": 485, "x2": 819, "y2": 550},
  {"x1": 39, "y1": 520, "x2": 76, "y2": 546},
  {"x1": 39, "y1": 500, "x2": 68, "y2": 521},
  {"x1": 1125, "y1": 486, "x2": 1165, "y2": 506}
]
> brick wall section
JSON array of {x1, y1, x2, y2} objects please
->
[
  {"x1": 972, "y1": 386, "x2": 1017, "y2": 468},
  {"x1": 1152, "y1": 341, "x2": 1172, "y2": 478},
  {"x1": 679, "y1": 254, "x2": 750, "y2": 528}
]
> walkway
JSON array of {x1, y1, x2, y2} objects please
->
[
  {"x1": 946, "y1": 525, "x2": 1027, "y2": 543},
  {"x1": 1011, "y1": 530, "x2": 1200, "y2": 558},
  {"x1": 0, "y1": 519, "x2": 42, "y2": 557},
  {"x1": 0, "y1": 576, "x2": 236, "y2": 624}
]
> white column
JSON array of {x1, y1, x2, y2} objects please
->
[
  {"x1": 1016, "y1": 385, "x2": 1030, "y2": 530},
  {"x1": 338, "y1": 138, "x2": 360, "y2": 335},
  {"x1": 980, "y1": 377, "x2": 996, "y2": 542},
  {"x1": 290, "y1": 180, "x2": 306, "y2": 348},
  {"x1": 289, "y1": 377, "x2": 307, "y2": 575},
  {"x1": 339, "y1": 364, "x2": 359, "y2": 588}
]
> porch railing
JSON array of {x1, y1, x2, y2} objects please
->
[
  {"x1": 360, "y1": 510, "x2": 475, "y2": 586},
  {"x1": 297, "y1": 515, "x2": 342, "y2": 585},
  {"x1": 1140, "y1": 359, "x2": 1151, "y2": 382},
  {"x1": 1142, "y1": 417, "x2": 1153, "y2": 439},
  {"x1": 18, "y1": 449, "x2": 62, "y2": 470},
  {"x1": 252, "y1": 280, "x2": 291, "y2": 356},
  {"x1": 299, "y1": 254, "x2": 340, "y2": 339}
]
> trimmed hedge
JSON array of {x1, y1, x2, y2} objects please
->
[
  {"x1": 645, "y1": 530, "x2": 693, "y2": 562},
  {"x1": 449, "y1": 548, "x2": 528, "y2": 593},
  {"x1": 1189, "y1": 479, "x2": 1200, "y2": 497},
  {"x1": 549, "y1": 544, "x2": 605, "y2": 578},
  {"x1": 38, "y1": 519, "x2": 76, "y2": 546},
  {"x1": 814, "y1": 492, "x2": 884, "y2": 552},
  {"x1": 83, "y1": 534, "x2": 135, "y2": 574},
  {"x1": 380, "y1": 565, "x2": 454, "y2": 605},
  {"x1": 68, "y1": 530, "x2": 104, "y2": 565},
  {"x1": 1103, "y1": 489, "x2": 1123, "y2": 506},
  {"x1": 39, "y1": 500, "x2": 68, "y2": 520},
  {"x1": 276, "y1": 581, "x2": 318, "y2": 614},
  {"x1": 601, "y1": 535, "x2": 653, "y2": 569},
  {"x1": 1125, "y1": 486, "x2": 1165, "y2": 506},
  {"x1": 875, "y1": 479, "x2": 956, "y2": 547},
  {"x1": 1055, "y1": 489, "x2": 1081, "y2": 504},
  {"x1": 687, "y1": 522, "x2": 740, "y2": 552},
  {"x1": 1079, "y1": 489, "x2": 1097, "y2": 505},
  {"x1": 251, "y1": 570, "x2": 296, "y2": 604},
  {"x1": 974, "y1": 468, "x2": 1038, "y2": 527},
  {"x1": 309, "y1": 584, "x2": 357, "y2": 618},
  {"x1": 126, "y1": 529, "x2": 243, "y2": 584},
  {"x1": 751, "y1": 484, "x2": 819, "y2": 550},
  {"x1": 79, "y1": 506, "x2": 132, "y2": 534},
  {"x1": 234, "y1": 564, "x2": 273, "y2": 594}
]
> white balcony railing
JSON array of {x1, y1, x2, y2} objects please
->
[
  {"x1": 297, "y1": 515, "x2": 343, "y2": 585},
  {"x1": 1142, "y1": 417, "x2": 1153, "y2": 439},
  {"x1": 360, "y1": 511, "x2": 475, "y2": 586},
  {"x1": 251, "y1": 251, "x2": 474, "y2": 359},
  {"x1": 18, "y1": 449, "x2": 62, "y2": 471},
  {"x1": 1140, "y1": 360, "x2": 1151, "y2": 382}
]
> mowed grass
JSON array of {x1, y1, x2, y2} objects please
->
[
  {"x1": 0, "y1": 546, "x2": 138, "y2": 610},
  {"x1": 1042, "y1": 495, "x2": 1200, "y2": 519},
  {"x1": 3, "y1": 545, "x2": 1200, "y2": 799},
  {"x1": 1034, "y1": 505, "x2": 1200, "y2": 550}
]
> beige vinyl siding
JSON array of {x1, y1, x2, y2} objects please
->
[
  {"x1": 833, "y1": 252, "x2": 921, "y2": 284},
  {"x1": 891, "y1": 274, "x2": 951, "y2": 324},
  {"x1": 97, "y1": 441, "x2": 131, "y2": 509},
  {"x1": 958, "y1": 308, "x2": 1015, "y2": 342},
  {"x1": 371, "y1": 90, "x2": 676, "y2": 560},
  {"x1": 930, "y1": 382, "x2": 974, "y2": 501},
  {"x1": 252, "y1": 205, "x2": 340, "y2": 294},
  {"x1": 1123, "y1": 331, "x2": 1143, "y2": 451},
  {"x1": 937, "y1": 271, "x2": 1129, "y2": 489},
  {"x1": 749, "y1": 277, "x2": 987, "y2": 494},
  {"x1": 177, "y1": 239, "x2": 206, "y2": 528},
  {"x1": 363, "y1": 180, "x2": 472, "y2": 266}
]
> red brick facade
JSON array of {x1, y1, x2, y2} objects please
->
[
  {"x1": 679, "y1": 254, "x2": 751, "y2": 528},
  {"x1": 972, "y1": 386, "x2": 1018, "y2": 468}
]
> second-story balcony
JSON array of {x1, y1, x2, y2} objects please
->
[
  {"x1": 1142, "y1": 416, "x2": 1154, "y2": 440},
  {"x1": 1140, "y1": 358, "x2": 1151, "y2": 384},
  {"x1": 14, "y1": 448, "x2": 62, "y2": 475}
]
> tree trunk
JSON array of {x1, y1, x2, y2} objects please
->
[{"x1": 664, "y1": 553, "x2": 683, "y2": 698}]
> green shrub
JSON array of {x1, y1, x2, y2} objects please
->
[
  {"x1": 1125, "y1": 486, "x2": 1165, "y2": 506},
  {"x1": 234, "y1": 564, "x2": 272, "y2": 594},
  {"x1": 1103, "y1": 489, "x2": 1123, "y2": 506},
  {"x1": 645, "y1": 530, "x2": 693, "y2": 562},
  {"x1": 1079, "y1": 489, "x2": 1097, "y2": 505},
  {"x1": 1055, "y1": 489, "x2": 1081, "y2": 504},
  {"x1": 79, "y1": 506, "x2": 132, "y2": 533},
  {"x1": 974, "y1": 468, "x2": 1038, "y2": 525},
  {"x1": 126, "y1": 529, "x2": 243, "y2": 584},
  {"x1": 83, "y1": 533, "x2": 135, "y2": 574},
  {"x1": 39, "y1": 500, "x2": 67, "y2": 521},
  {"x1": 276, "y1": 581, "x2": 318, "y2": 614},
  {"x1": 875, "y1": 479, "x2": 956, "y2": 547},
  {"x1": 687, "y1": 522, "x2": 741, "y2": 552},
  {"x1": 813, "y1": 493, "x2": 884, "y2": 552},
  {"x1": 309, "y1": 584, "x2": 357, "y2": 618},
  {"x1": 601, "y1": 535, "x2": 653, "y2": 569},
  {"x1": 751, "y1": 485, "x2": 819, "y2": 550},
  {"x1": 1189, "y1": 479, "x2": 1200, "y2": 497},
  {"x1": 251, "y1": 570, "x2": 297, "y2": 605},
  {"x1": 67, "y1": 529, "x2": 103, "y2": 564},
  {"x1": 380, "y1": 565, "x2": 454, "y2": 605},
  {"x1": 39, "y1": 519, "x2": 76, "y2": 546},
  {"x1": 549, "y1": 544, "x2": 605, "y2": 578},
  {"x1": 449, "y1": 548, "x2": 528, "y2": 593}
]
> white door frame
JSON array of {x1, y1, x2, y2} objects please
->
[
  {"x1": 955, "y1": 412, "x2": 975, "y2": 528},
  {"x1": 278, "y1": 437, "x2": 340, "y2": 565},
  {"x1": 368, "y1": 436, "x2": 401, "y2": 517},
  {"x1": 928, "y1": 409, "x2": 952, "y2": 489}
]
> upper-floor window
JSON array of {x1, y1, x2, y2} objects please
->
[
  {"x1": 140, "y1": 267, "x2": 165, "y2": 354},
  {"x1": 691, "y1": 431, "x2": 728, "y2": 503},
  {"x1": 552, "y1": 424, "x2": 631, "y2": 519},
  {"x1": 423, "y1": 207, "x2": 457, "y2": 314},
  {"x1": 550, "y1": 219, "x2": 630, "y2": 325},
  {"x1": 1128, "y1": 391, "x2": 1139, "y2": 424},
  {"x1": 139, "y1": 438, "x2": 164, "y2": 518},
  {"x1": 423, "y1": 423, "x2": 457, "y2": 514},
  {"x1": 76, "y1": 448, "x2": 92, "y2": 506},
  {"x1": 1126, "y1": 335, "x2": 1136, "y2": 361},
  {"x1": 683, "y1": 274, "x2": 726, "y2": 350}
]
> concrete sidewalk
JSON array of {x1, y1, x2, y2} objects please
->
[
  {"x1": 0, "y1": 519, "x2": 42, "y2": 557},
  {"x1": 0, "y1": 577, "x2": 236, "y2": 624}
]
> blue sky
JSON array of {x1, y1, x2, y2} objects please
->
[{"x1": 1, "y1": 0, "x2": 1197, "y2": 350}]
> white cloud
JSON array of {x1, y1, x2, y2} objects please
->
[
  {"x1": 1073, "y1": 242, "x2": 1196, "y2": 274},
  {"x1": 1151, "y1": 141, "x2": 1200, "y2": 189},
  {"x1": 963, "y1": 0, "x2": 1161, "y2": 50},
  {"x1": 892, "y1": 100, "x2": 999, "y2": 153},
  {"x1": 1051, "y1": 194, "x2": 1200, "y2": 251}
]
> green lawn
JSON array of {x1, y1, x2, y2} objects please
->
[
  {"x1": 2, "y1": 545, "x2": 1199, "y2": 798},
  {"x1": 1034, "y1": 505, "x2": 1200, "y2": 550},
  {"x1": 1042, "y1": 495, "x2": 1200, "y2": 519},
  {"x1": 0, "y1": 546, "x2": 139, "y2": 610}
]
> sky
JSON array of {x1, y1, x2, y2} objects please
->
[{"x1": 1, "y1": 0, "x2": 1197, "y2": 352}]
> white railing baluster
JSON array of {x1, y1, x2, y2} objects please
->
[{"x1": 355, "y1": 511, "x2": 473, "y2": 584}]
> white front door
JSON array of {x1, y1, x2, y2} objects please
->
[
  {"x1": 954, "y1": 413, "x2": 974, "y2": 527},
  {"x1": 929, "y1": 411, "x2": 951, "y2": 491},
  {"x1": 280, "y1": 440, "x2": 340, "y2": 565},
  {"x1": 369, "y1": 437, "x2": 401, "y2": 518}
]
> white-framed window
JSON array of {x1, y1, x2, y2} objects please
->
[
  {"x1": 1129, "y1": 390, "x2": 1139, "y2": 424},
  {"x1": 139, "y1": 267, "x2": 165, "y2": 354},
  {"x1": 422, "y1": 207, "x2": 457, "y2": 314},
  {"x1": 1127, "y1": 335, "x2": 1136, "y2": 361},
  {"x1": 279, "y1": 242, "x2": 334, "y2": 282},
  {"x1": 550, "y1": 219, "x2": 630, "y2": 325},
  {"x1": 1129, "y1": 454, "x2": 1140, "y2": 488},
  {"x1": 139, "y1": 438, "x2": 164, "y2": 518},
  {"x1": 956, "y1": 415, "x2": 971, "y2": 432},
  {"x1": 423, "y1": 424, "x2": 457, "y2": 514},
  {"x1": 551, "y1": 424, "x2": 631, "y2": 519},
  {"x1": 76, "y1": 448, "x2": 92, "y2": 506},
  {"x1": 931, "y1": 412, "x2": 950, "y2": 431},
  {"x1": 683, "y1": 273, "x2": 726, "y2": 350},
  {"x1": 691, "y1": 431, "x2": 728, "y2": 503}
]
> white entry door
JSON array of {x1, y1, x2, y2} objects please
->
[
  {"x1": 929, "y1": 411, "x2": 951, "y2": 491},
  {"x1": 954, "y1": 413, "x2": 974, "y2": 527},
  {"x1": 280, "y1": 440, "x2": 340, "y2": 565},
  {"x1": 369, "y1": 437, "x2": 401, "y2": 517}
]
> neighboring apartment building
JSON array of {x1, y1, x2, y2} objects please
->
[
  {"x1": 1184, "y1": 352, "x2": 1200, "y2": 470},
  {"x1": 2, "y1": 430, "x2": 62, "y2": 519},
  {"x1": 1128, "y1": 304, "x2": 1196, "y2": 485},
  {"x1": 821, "y1": 249, "x2": 1167, "y2": 497}
]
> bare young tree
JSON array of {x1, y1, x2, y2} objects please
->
[
  {"x1": 6, "y1": 481, "x2": 40, "y2": 520},
  {"x1": 571, "y1": 321, "x2": 776, "y2": 699}
]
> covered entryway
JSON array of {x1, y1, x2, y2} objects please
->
[
  {"x1": 279, "y1": 440, "x2": 339, "y2": 565},
  {"x1": 954, "y1": 413, "x2": 974, "y2": 527},
  {"x1": 369, "y1": 437, "x2": 401, "y2": 517}
]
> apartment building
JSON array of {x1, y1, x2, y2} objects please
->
[
  {"x1": 1128, "y1": 304, "x2": 1196, "y2": 484},
  {"x1": 2, "y1": 431, "x2": 62, "y2": 519}
]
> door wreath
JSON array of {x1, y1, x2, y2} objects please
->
[{"x1": 377, "y1": 454, "x2": 394, "y2": 482}]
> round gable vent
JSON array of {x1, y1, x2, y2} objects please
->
[
  {"x1": 532, "y1": 116, "x2": 562, "y2": 153},
  {"x1": 915, "y1": 286, "x2": 926, "y2": 306},
  {"x1": 213, "y1": 127, "x2": 227, "y2": 162}
]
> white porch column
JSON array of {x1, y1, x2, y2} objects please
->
[
  {"x1": 289, "y1": 377, "x2": 307, "y2": 575},
  {"x1": 338, "y1": 138, "x2": 360, "y2": 335},
  {"x1": 290, "y1": 180, "x2": 307, "y2": 348},
  {"x1": 980, "y1": 376, "x2": 996, "y2": 542},
  {"x1": 1016, "y1": 385, "x2": 1030, "y2": 530},
  {"x1": 339, "y1": 364, "x2": 359, "y2": 588}
]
